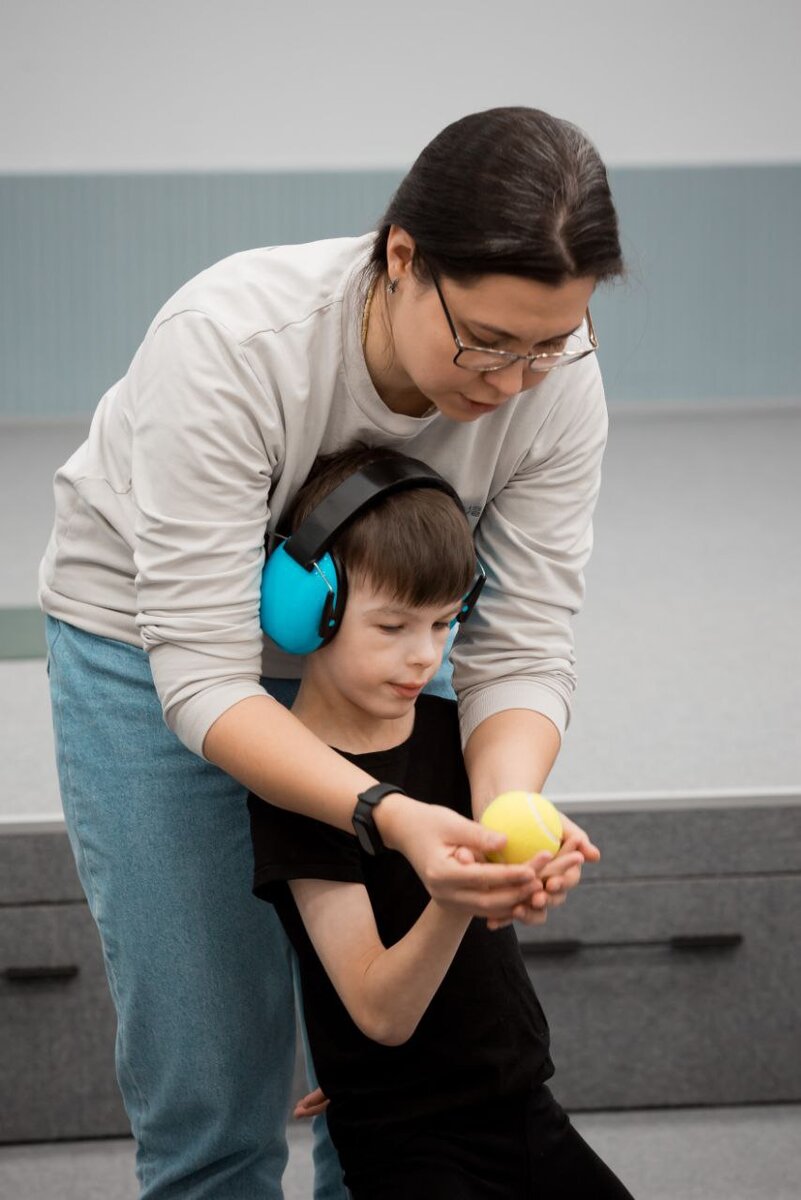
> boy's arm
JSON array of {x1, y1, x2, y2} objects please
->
[{"x1": 289, "y1": 876, "x2": 471, "y2": 1047}]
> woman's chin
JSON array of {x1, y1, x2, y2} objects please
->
[{"x1": 431, "y1": 392, "x2": 502, "y2": 421}]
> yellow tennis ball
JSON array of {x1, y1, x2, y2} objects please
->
[{"x1": 480, "y1": 791, "x2": 563, "y2": 863}]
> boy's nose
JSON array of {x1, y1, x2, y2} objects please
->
[{"x1": 409, "y1": 636, "x2": 439, "y2": 668}]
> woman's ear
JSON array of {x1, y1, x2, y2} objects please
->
[{"x1": 386, "y1": 225, "x2": 417, "y2": 285}]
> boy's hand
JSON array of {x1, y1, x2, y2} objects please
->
[
  {"x1": 293, "y1": 1086, "x2": 329, "y2": 1119},
  {"x1": 451, "y1": 845, "x2": 549, "y2": 928}
]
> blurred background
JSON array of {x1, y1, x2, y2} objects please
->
[{"x1": 1, "y1": 3, "x2": 799, "y2": 1197}]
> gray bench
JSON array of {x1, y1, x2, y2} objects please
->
[{"x1": 2, "y1": 794, "x2": 800, "y2": 1142}]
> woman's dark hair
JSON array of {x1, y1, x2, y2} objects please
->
[
  {"x1": 368, "y1": 106, "x2": 623, "y2": 287},
  {"x1": 286, "y1": 445, "x2": 476, "y2": 610}
]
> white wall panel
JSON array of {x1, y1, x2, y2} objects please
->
[{"x1": 1, "y1": 0, "x2": 799, "y2": 171}]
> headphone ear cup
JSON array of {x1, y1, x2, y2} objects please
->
[
  {"x1": 260, "y1": 543, "x2": 340, "y2": 655},
  {"x1": 318, "y1": 552, "x2": 348, "y2": 644}
]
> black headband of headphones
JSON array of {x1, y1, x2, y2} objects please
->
[{"x1": 282, "y1": 456, "x2": 464, "y2": 570}]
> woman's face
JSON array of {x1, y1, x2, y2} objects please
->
[{"x1": 383, "y1": 227, "x2": 596, "y2": 422}]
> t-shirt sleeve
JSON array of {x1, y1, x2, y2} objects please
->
[{"x1": 247, "y1": 791, "x2": 364, "y2": 905}]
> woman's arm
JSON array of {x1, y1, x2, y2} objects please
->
[
  {"x1": 289, "y1": 875, "x2": 474, "y2": 1046},
  {"x1": 463, "y1": 707, "x2": 601, "y2": 928},
  {"x1": 463, "y1": 706, "x2": 600, "y2": 860},
  {"x1": 464, "y1": 708, "x2": 562, "y2": 817},
  {"x1": 204, "y1": 694, "x2": 544, "y2": 920},
  {"x1": 450, "y1": 362, "x2": 610, "y2": 922}
]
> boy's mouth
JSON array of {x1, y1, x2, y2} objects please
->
[{"x1": 389, "y1": 681, "x2": 426, "y2": 698}]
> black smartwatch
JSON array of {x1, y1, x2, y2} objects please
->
[{"x1": 352, "y1": 783, "x2": 408, "y2": 856}]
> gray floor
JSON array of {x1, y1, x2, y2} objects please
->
[
  {"x1": 1, "y1": 1105, "x2": 800, "y2": 1200},
  {"x1": 2, "y1": 404, "x2": 801, "y2": 1197}
]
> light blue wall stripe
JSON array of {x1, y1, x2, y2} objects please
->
[{"x1": 1, "y1": 166, "x2": 799, "y2": 418}]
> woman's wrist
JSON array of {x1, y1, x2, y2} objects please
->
[{"x1": 372, "y1": 791, "x2": 419, "y2": 853}]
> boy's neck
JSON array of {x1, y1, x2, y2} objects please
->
[{"x1": 291, "y1": 675, "x2": 416, "y2": 754}]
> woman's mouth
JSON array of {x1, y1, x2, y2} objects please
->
[{"x1": 460, "y1": 394, "x2": 499, "y2": 414}]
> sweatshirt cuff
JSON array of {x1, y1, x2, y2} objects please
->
[
  {"x1": 173, "y1": 680, "x2": 269, "y2": 760},
  {"x1": 457, "y1": 680, "x2": 570, "y2": 751}
]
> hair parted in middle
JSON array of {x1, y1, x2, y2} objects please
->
[
  {"x1": 367, "y1": 105, "x2": 624, "y2": 288},
  {"x1": 286, "y1": 445, "x2": 477, "y2": 611}
]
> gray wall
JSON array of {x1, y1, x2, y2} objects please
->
[
  {"x1": 1, "y1": 165, "x2": 800, "y2": 418},
  {"x1": 2, "y1": 1, "x2": 800, "y2": 419},
  {"x1": 2, "y1": 0, "x2": 800, "y2": 170}
]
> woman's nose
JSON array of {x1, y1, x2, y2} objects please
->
[{"x1": 485, "y1": 358, "x2": 527, "y2": 397}]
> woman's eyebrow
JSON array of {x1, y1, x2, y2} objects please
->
[{"x1": 470, "y1": 318, "x2": 580, "y2": 343}]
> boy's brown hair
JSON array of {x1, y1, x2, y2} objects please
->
[{"x1": 286, "y1": 446, "x2": 477, "y2": 609}]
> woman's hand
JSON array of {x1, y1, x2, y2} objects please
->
[
  {"x1": 556, "y1": 813, "x2": 601, "y2": 866},
  {"x1": 486, "y1": 814, "x2": 600, "y2": 930},
  {"x1": 376, "y1": 794, "x2": 544, "y2": 919}
]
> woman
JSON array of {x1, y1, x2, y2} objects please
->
[{"x1": 40, "y1": 106, "x2": 623, "y2": 1199}]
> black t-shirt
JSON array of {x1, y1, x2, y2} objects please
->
[{"x1": 248, "y1": 695, "x2": 562, "y2": 1150}]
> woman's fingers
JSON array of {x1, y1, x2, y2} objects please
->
[
  {"x1": 545, "y1": 863, "x2": 582, "y2": 893},
  {"x1": 394, "y1": 802, "x2": 590, "y2": 918},
  {"x1": 482, "y1": 832, "x2": 599, "y2": 928},
  {"x1": 560, "y1": 815, "x2": 601, "y2": 862}
]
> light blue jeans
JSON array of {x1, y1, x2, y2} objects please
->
[{"x1": 45, "y1": 615, "x2": 455, "y2": 1198}]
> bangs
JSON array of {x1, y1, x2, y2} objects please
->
[{"x1": 339, "y1": 490, "x2": 476, "y2": 609}]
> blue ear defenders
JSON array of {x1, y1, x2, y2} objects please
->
[{"x1": 260, "y1": 455, "x2": 486, "y2": 655}]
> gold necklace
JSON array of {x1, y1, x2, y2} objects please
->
[{"x1": 361, "y1": 278, "x2": 378, "y2": 348}]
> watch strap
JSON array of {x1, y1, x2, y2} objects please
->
[{"x1": 353, "y1": 783, "x2": 408, "y2": 855}]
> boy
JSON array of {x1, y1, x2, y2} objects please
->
[{"x1": 248, "y1": 447, "x2": 634, "y2": 1199}]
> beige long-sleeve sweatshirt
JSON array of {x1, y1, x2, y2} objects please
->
[{"x1": 38, "y1": 234, "x2": 608, "y2": 760}]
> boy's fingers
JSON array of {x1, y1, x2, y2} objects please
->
[
  {"x1": 294, "y1": 1101, "x2": 329, "y2": 1119},
  {"x1": 488, "y1": 903, "x2": 549, "y2": 930},
  {"x1": 513, "y1": 907, "x2": 549, "y2": 927},
  {"x1": 440, "y1": 860, "x2": 537, "y2": 889},
  {"x1": 445, "y1": 883, "x2": 543, "y2": 917},
  {"x1": 452, "y1": 845, "x2": 478, "y2": 865}
]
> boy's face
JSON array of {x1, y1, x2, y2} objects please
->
[{"x1": 312, "y1": 575, "x2": 462, "y2": 718}]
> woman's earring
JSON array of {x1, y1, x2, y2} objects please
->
[{"x1": 387, "y1": 278, "x2": 399, "y2": 295}]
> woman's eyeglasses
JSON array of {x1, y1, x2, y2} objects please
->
[{"x1": 431, "y1": 274, "x2": 597, "y2": 375}]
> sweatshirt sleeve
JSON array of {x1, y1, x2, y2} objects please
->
[
  {"x1": 130, "y1": 309, "x2": 282, "y2": 758},
  {"x1": 452, "y1": 357, "x2": 609, "y2": 749}
]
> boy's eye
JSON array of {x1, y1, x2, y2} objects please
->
[
  {"x1": 379, "y1": 624, "x2": 402, "y2": 634},
  {"x1": 433, "y1": 621, "x2": 451, "y2": 630}
]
